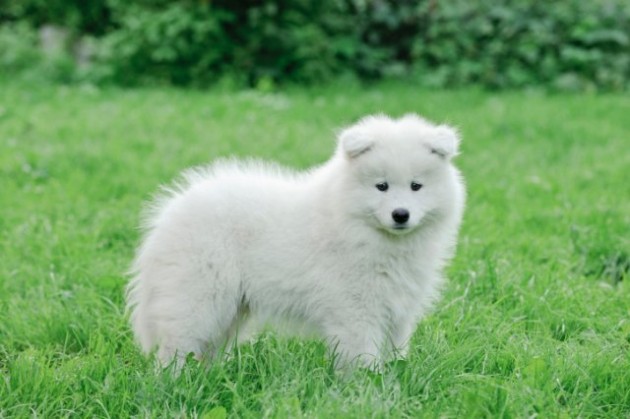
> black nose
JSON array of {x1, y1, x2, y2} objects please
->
[{"x1": 392, "y1": 208, "x2": 410, "y2": 224}]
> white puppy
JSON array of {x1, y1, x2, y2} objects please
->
[{"x1": 127, "y1": 114, "x2": 465, "y2": 369}]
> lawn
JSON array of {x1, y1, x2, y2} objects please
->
[{"x1": 0, "y1": 82, "x2": 628, "y2": 417}]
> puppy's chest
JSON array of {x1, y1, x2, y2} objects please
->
[
  {"x1": 344, "y1": 246, "x2": 426, "y2": 287},
  {"x1": 285, "y1": 235, "x2": 426, "y2": 286},
  {"x1": 372, "y1": 255, "x2": 425, "y2": 288}
]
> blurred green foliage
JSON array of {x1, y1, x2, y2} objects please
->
[
  {"x1": 0, "y1": 0, "x2": 112, "y2": 34},
  {"x1": 1, "y1": 0, "x2": 628, "y2": 89},
  {"x1": 0, "y1": 22, "x2": 76, "y2": 83}
]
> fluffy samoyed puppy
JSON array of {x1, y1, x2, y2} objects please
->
[{"x1": 127, "y1": 114, "x2": 465, "y2": 369}]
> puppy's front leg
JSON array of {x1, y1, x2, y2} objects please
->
[
  {"x1": 387, "y1": 317, "x2": 415, "y2": 361},
  {"x1": 324, "y1": 322, "x2": 383, "y2": 370}
]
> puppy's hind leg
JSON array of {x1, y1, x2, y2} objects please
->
[{"x1": 130, "y1": 260, "x2": 244, "y2": 371}]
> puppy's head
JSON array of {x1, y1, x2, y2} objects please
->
[{"x1": 337, "y1": 114, "x2": 461, "y2": 235}]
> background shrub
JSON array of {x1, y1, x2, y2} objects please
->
[
  {"x1": 411, "y1": 0, "x2": 630, "y2": 90},
  {"x1": 1, "y1": 0, "x2": 628, "y2": 89},
  {"x1": 0, "y1": 0, "x2": 112, "y2": 35},
  {"x1": 0, "y1": 22, "x2": 76, "y2": 83},
  {"x1": 92, "y1": 2, "x2": 230, "y2": 86}
]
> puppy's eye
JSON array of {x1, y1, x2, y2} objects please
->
[
  {"x1": 411, "y1": 182, "x2": 423, "y2": 191},
  {"x1": 375, "y1": 182, "x2": 389, "y2": 192}
]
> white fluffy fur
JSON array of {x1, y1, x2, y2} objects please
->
[{"x1": 127, "y1": 114, "x2": 466, "y2": 369}]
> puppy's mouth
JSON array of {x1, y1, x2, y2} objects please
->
[{"x1": 387, "y1": 223, "x2": 413, "y2": 235}]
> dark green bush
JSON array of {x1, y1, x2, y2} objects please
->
[
  {"x1": 1, "y1": 0, "x2": 111, "y2": 35},
  {"x1": 1, "y1": 0, "x2": 629, "y2": 89},
  {"x1": 214, "y1": 0, "x2": 351, "y2": 84},
  {"x1": 91, "y1": 3, "x2": 231, "y2": 85},
  {"x1": 412, "y1": 0, "x2": 630, "y2": 90}
]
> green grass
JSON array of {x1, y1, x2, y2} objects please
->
[{"x1": 1, "y1": 82, "x2": 629, "y2": 417}]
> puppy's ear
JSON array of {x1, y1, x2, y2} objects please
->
[
  {"x1": 338, "y1": 126, "x2": 374, "y2": 159},
  {"x1": 426, "y1": 125, "x2": 460, "y2": 159}
]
